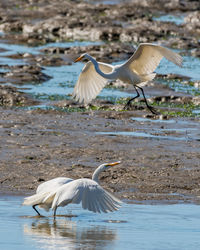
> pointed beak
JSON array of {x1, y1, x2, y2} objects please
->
[
  {"x1": 107, "y1": 161, "x2": 121, "y2": 167},
  {"x1": 74, "y1": 55, "x2": 83, "y2": 63}
]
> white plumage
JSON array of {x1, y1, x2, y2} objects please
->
[
  {"x1": 45, "y1": 178, "x2": 121, "y2": 216},
  {"x1": 73, "y1": 43, "x2": 182, "y2": 114},
  {"x1": 23, "y1": 161, "x2": 122, "y2": 216},
  {"x1": 74, "y1": 62, "x2": 113, "y2": 104},
  {"x1": 23, "y1": 177, "x2": 73, "y2": 215},
  {"x1": 45, "y1": 161, "x2": 122, "y2": 217}
]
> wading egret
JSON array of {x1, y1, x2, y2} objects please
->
[
  {"x1": 23, "y1": 177, "x2": 73, "y2": 216},
  {"x1": 43, "y1": 161, "x2": 122, "y2": 217},
  {"x1": 73, "y1": 43, "x2": 182, "y2": 114}
]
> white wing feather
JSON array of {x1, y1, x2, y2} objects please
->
[
  {"x1": 124, "y1": 43, "x2": 183, "y2": 75},
  {"x1": 73, "y1": 62, "x2": 114, "y2": 104},
  {"x1": 51, "y1": 179, "x2": 122, "y2": 213},
  {"x1": 36, "y1": 177, "x2": 73, "y2": 194},
  {"x1": 23, "y1": 192, "x2": 50, "y2": 207},
  {"x1": 23, "y1": 177, "x2": 73, "y2": 211}
]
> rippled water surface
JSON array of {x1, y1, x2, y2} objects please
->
[{"x1": 1, "y1": 196, "x2": 200, "y2": 250}]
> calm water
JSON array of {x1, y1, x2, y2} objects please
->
[
  {"x1": 97, "y1": 116, "x2": 200, "y2": 142},
  {"x1": 1, "y1": 196, "x2": 200, "y2": 250},
  {"x1": 153, "y1": 14, "x2": 185, "y2": 25}
]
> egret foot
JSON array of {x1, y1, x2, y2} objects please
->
[
  {"x1": 124, "y1": 99, "x2": 159, "y2": 115},
  {"x1": 145, "y1": 103, "x2": 159, "y2": 115}
]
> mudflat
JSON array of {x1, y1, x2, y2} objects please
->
[{"x1": 0, "y1": 107, "x2": 199, "y2": 203}]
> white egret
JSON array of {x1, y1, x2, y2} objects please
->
[
  {"x1": 42, "y1": 161, "x2": 122, "y2": 217},
  {"x1": 73, "y1": 43, "x2": 183, "y2": 114},
  {"x1": 23, "y1": 177, "x2": 73, "y2": 216}
]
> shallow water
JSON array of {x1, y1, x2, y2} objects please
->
[
  {"x1": 153, "y1": 14, "x2": 185, "y2": 25},
  {"x1": 131, "y1": 117, "x2": 191, "y2": 124},
  {"x1": 97, "y1": 130, "x2": 198, "y2": 141},
  {"x1": 1, "y1": 196, "x2": 200, "y2": 250},
  {"x1": 85, "y1": 0, "x2": 130, "y2": 5},
  {"x1": 159, "y1": 56, "x2": 200, "y2": 81},
  {"x1": 97, "y1": 116, "x2": 200, "y2": 141}
]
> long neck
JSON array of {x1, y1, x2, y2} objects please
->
[
  {"x1": 92, "y1": 165, "x2": 104, "y2": 183},
  {"x1": 88, "y1": 56, "x2": 116, "y2": 80}
]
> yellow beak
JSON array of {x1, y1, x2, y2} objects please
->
[
  {"x1": 108, "y1": 161, "x2": 121, "y2": 167},
  {"x1": 74, "y1": 55, "x2": 83, "y2": 63}
]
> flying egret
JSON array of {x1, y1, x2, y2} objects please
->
[
  {"x1": 23, "y1": 177, "x2": 73, "y2": 216},
  {"x1": 43, "y1": 161, "x2": 122, "y2": 217},
  {"x1": 73, "y1": 43, "x2": 183, "y2": 114}
]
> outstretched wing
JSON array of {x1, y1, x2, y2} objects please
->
[
  {"x1": 124, "y1": 43, "x2": 182, "y2": 75},
  {"x1": 72, "y1": 62, "x2": 114, "y2": 104},
  {"x1": 23, "y1": 177, "x2": 73, "y2": 211},
  {"x1": 51, "y1": 179, "x2": 122, "y2": 213},
  {"x1": 36, "y1": 177, "x2": 73, "y2": 194}
]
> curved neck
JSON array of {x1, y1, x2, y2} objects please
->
[
  {"x1": 88, "y1": 55, "x2": 115, "y2": 80},
  {"x1": 92, "y1": 165, "x2": 104, "y2": 183}
]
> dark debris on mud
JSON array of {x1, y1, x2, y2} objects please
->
[
  {"x1": 0, "y1": 64, "x2": 51, "y2": 84},
  {"x1": 0, "y1": 0, "x2": 199, "y2": 50},
  {"x1": 0, "y1": 85, "x2": 38, "y2": 106}
]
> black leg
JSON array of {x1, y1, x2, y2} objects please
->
[
  {"x1": 125, "y1": 85, "x2": 158, "y2": 115},
  {"x1": 32, "y1": 205, "x2": 41, "y2": 216},
  {"x1": 124, "y1": 86, "x2": 140, "y2": 109},
  {"x1": 53, "y1": 207, "x2": 57, "y2": 218},
  {"x1": 136, "y1": 85, "x2": 158, "y2": 115}
]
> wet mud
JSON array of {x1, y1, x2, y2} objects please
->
[{"x1": 0, "y1": 107, "x2": 199, "y2": 203}]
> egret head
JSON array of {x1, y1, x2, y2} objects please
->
[
  {"x1": 74, "y1": 53, "x2": 93, "y2": 63},
  {"x1": 101, "y1": 161, "x2": 121, "y2": 171},
  {"x1": 92, "y1": 161, "x2": 121, "y2": 183},
  {"x1": 74, "y1": 53, "x2": 88, "y2": 62}
]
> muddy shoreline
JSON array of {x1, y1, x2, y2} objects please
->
[
  {"x1": 0, "y1": 0, "x2": 199, "y2": 204},
  {"x1": 0, "y1": 107, "x2": 199, "y2": 204}
]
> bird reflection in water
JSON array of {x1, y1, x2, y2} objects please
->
[{"x1": 24, "y1": 217, "x2": 116, "y2": 249}]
